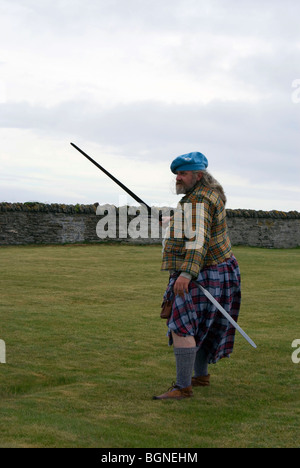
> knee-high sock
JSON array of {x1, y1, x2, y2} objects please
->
[
  {"x1": 194, "y1": 347, "x2": 209, "y2": 377},
  {"x1": 174, "y1": 347, "x2": 198, "y2": 389}
]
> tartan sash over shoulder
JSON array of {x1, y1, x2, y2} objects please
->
[{"x1": 161, "y1": 180, "x2": 232, "y2": 278}]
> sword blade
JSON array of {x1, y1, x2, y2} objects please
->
[
  {"x1": 195, "y1": 283, "x2": 257, "y2": 349},
  {"x1": 70, "y1": 142, "x2": 152, "y2": 214}
]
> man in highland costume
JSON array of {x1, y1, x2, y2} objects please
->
[{"x1": 153, "y1": 152, "x2": 241, "y2": 400}]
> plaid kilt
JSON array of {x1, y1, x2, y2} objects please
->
[{"x1": 163, "y1": 255, "x2": 241, "y2": 364}]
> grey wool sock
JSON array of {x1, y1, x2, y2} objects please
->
[
  {"x1": 173, "y1": 347, "x2": 198, "y2": 389},
  {"x1": 194, "y1": 347, "x2": 209, "y2": 377}
]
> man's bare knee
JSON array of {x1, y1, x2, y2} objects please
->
[{"x1": 172, "y1": 332, "x2": 196, "y2": 348}]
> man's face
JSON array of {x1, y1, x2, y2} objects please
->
[{"x1": 176, "y1": 171, "x2": 201, "y2": 194}]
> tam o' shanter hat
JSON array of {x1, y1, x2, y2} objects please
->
[{"x1": 170, "y1": 151, "x2": 208, "y2": 174}]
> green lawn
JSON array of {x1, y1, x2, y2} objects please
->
[{"x1": 0, "y1": 244, "x2": 299, "y2": 448}]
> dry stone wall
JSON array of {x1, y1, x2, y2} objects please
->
[{"x1": 0, "y1": 202, "x2": 299, "y2": 248}]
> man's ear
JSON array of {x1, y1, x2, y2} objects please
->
[{"x1": 197, "y1": 171, "x2": 203, "y2": 181}]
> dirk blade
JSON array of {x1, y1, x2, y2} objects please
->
[{"x1": 195, "y1": 283, "x2": 257, "y2": 349}]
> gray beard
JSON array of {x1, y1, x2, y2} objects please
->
[
  {"x1": 176, "y1": 184, "x2": 187, "y2": 194},
  {"x1": 176, "y1": 180, "x2": 198, "y2": 194},
  {"x1": 175, "y1": 174, "x2": 199, "y2": 195}
]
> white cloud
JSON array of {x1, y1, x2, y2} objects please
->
[{"x1": 0, "y1": 0, "x2": 299, "y2": 211}]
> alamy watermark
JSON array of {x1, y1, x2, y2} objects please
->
[
  {"x1": 0, "y1": 339, "x2": 6, "y2": 364},
  {"x1": 291, "y1": 339, "x2": 300, "y2": 364},
  {"x1": 291, "y1": 79, "x2": 300, "y2": 103},
  {"x1": 96, "y1": 202, "x2": 205, "y2": 249}
]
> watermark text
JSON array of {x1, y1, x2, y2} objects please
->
[
  {"x1": 291, "y1": 339, "x2": 300, "y2": 364},
  {"x1": 0, "y1": 339, "x2": 6, "y2": 364},
  {"x1": 96, "y1": 203, "x2": 205, "y2": 249},
  {"x1": 291, "y1": 79, "x2": 300, "y2": 103}
]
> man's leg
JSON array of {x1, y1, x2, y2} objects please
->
[
  {"x1": 172, "y1": 333, "x2": 198, "y2": 388},
  {"x1": 194, "y1": 347, "x2": 209, "y2": 377},
  {"x1": 153, "y1": 333, "x2": 197, "y2": 400},
  {"x1": 192, "y1": 347, "x2": 210, "y2": 387}
]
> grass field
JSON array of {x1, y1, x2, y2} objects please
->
[{"x1": 0, "y1": 243, "x2": 299, "y2": 448}]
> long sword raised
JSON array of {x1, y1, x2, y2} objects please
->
[{"x1": 70, "y1": 142, "x2": 154, "y2": 217}]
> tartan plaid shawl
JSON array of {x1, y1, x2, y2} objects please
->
[
  {"x1": 161, "y1": 180, "x2": 232, "y2": 278},
  {"x1": 163, "y1": 255, "x2": 241, "y2": 364}
]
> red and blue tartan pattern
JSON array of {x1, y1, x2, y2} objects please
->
[{"x1": 163, "y1": 255, "x2": 241, "y2": 364}]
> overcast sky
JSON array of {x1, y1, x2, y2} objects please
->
[{"x1": 0, "y1": 0, "x2": 299, "y2": 210}]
